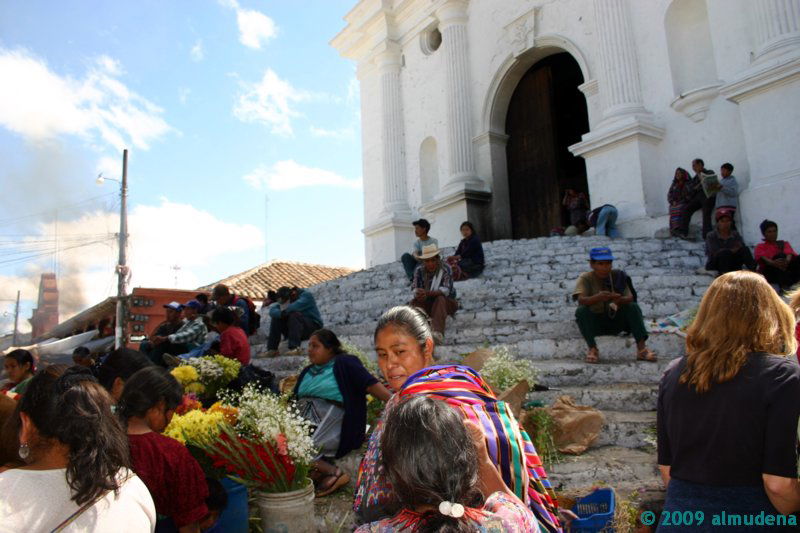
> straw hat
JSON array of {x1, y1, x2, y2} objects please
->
[{"x1": 418, "y1": 243, "x2": 442, "y2": 260}]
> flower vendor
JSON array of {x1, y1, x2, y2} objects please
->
[
  {"x1": 293, "y1": 328, "x2": 391, "y2": 497},
  {"x1": 353, "y1": 306, "x2": 565, "y2": 532}
]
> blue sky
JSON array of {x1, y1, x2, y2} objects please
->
[{"x1": 0, "y1": 0, "x2": 364, "y2": 333}]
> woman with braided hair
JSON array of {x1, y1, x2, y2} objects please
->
[{"x1": 356, "y1": 394, "x2": 539, "y2": 532}]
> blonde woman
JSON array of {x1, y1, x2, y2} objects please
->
[
  {"x1": 789, "y1": 287, "x2": 800, "y2": 357},
  {"x1": 657, "y1": 271, "x2": 800, "y2": 531}
]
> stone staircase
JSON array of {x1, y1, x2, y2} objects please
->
[{"x1": 251, "y1": 235, "x2": 712, "y2": 495}]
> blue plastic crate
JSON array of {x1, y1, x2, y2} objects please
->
[{"x1": 570, "y1": 488, "x2": 616, "y2": 533}]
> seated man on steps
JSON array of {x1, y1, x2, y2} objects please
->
[
  {"x1": 266, "y1": 286, "x2": 323, "y2": 356},
  {"x1": 400, "y1": 218, "x2": 438, "y2": 281},
  {"x1": 410, "y1": 243, "x2": 458, "y2": 345},
  {"x1": 573, "y1": 247, "x2": 656, "y2": 364}
]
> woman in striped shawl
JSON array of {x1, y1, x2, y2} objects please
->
[{"x1": 353, "y1": 305, "x2": 564, "y2": 532}]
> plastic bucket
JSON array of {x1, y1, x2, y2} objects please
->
[
  {"x1": 255, "y1": 481, "x2": 315, "y2": 533},
  {"x1": 206, "y1": 477, "x2": 249, "y2": 533}
]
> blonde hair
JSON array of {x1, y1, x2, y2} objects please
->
[
  {"x1": 681, "y1": 271, "x2": 797, "y2": 393},
  {"x1": 788, "y1": 286, "x2": 800, "y2": 317}
]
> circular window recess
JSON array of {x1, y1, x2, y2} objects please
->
[{"x1": 421, "y1": 27, "x2": 442, "y2": 55}]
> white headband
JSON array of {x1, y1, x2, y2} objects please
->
[{"x1": 438, "y1": 501, "x2": 465, "y2": 518}]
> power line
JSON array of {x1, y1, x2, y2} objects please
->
[
  {"x1": 0, "y1": 238, "x2": 115, "y2": 267},
  {"x1": 0, "y1": 192, "x2": 116, "y2": 227}
]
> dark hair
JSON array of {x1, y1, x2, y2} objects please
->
[
  {"x1": 196, "y1": 293, "x2": 209, "y2": 304},
  {"x1": 693, "y1": 158, "x2": 704, "y2": 167},
  {"x1": 721, "y1": 162, "x2": 734, "y2": 172},
  {"x1": 459, "y1": 221, "x2": 477, "y2": 238},
  {"x1": 413, "y1": 219, "x2": 431, "y2": 232},
  {"x1": 310, "y1": 329, "x2": 344, "y2": 354},
  {"x1": 205, "y1": 477, "x2": 228, "y2": 512},
  {"x1": 374, "y1": 306, "x2": 433, "y2": 351},
  {"x1": 212, "y1": 284, "x2": 231, "y2": 299},
  {"x1": 97, "y1": 348, "x2": 153, "y2": 392},
  {"x1": 20, "y1": 367, "x2": 130, "y2": 505},
  {"x1": 5, "y1": 349, "x2": 35, "y2": 374},
  {"x1": 276, "y1": 286, "x2": 291, "y2": 301},
  {"x1": 381, "y1": 396, "x2": 482, "y2": 532},
  {"x1": 760, "y1": 219, "x2": 778, "y2": 236},
  {"x1": 267, "y1": 290, "x2": 278, "y2": 300},
  {"x1": 118, "y1": 366, "x2": 183, "y2": 421},
  {"x1": 211, "y1": 306, "x2": 236, "y2": 326},
  {"x1": 72, "y1": 346, "x2": 91, "y2": 358}
]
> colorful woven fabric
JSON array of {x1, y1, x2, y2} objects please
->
[{"x1": 353, "y1": 365, "x2": 562, "y2": 533}]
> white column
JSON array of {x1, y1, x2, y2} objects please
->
[
  {"x1": 375, "y1": 45, "x2": 410, "y2": 213},
  {"x1": 593, "y1": 0, "x2": 646, "y2": 121},
  {"x1": 437, "y1": 0, "x2": 479, "y2": 191},
  {"x1": 752, "y1": 0, "x2": 800, "y2": 60}
]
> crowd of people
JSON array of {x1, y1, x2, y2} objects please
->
[{"x1": 1, "y1": 179, "x2": 798, "y2": 531}]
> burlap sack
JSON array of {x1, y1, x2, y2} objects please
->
[
  {"x1": 548, "y1": 395, "x2": 605, "y2": 455},
  {"x1": 498, "y1": 379, "x2": 529, "y2": 419},
  {"x1": 462, "y1": 347, "x2": 494, "y2": 371}
]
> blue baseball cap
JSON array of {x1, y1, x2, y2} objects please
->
[
  {"x1": 163, "y1": 301, "x2": 183, "y2": 311},
  {"x1": 589, "y1": 247, "x2": 615, "y2": 261},
  {"x1": 184, "y1": 300, "x2": 204, "y2": 311}
]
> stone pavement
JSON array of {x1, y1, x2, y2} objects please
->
[{"x1": 251, "y1": 235, "x2": 712, "y2": 495}]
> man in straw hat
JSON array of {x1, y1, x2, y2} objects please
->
[{"x1": 409, "y1": 243, "x2": 458, "y2": 345}]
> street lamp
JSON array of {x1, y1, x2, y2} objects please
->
[{"x1": 96, "y1": 150, "x2": 129, "y2": 349}]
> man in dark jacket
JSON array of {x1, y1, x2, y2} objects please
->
[{"x1": 266, "y1": 286, "x2": 323, "y2": 356}]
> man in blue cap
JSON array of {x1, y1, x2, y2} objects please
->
[{"x1": 572, "y1": 247, "x2": 656, "y2": 364}]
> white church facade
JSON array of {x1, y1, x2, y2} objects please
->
[{"x1": 333, "y1": 0, "x2": 800, "y2": 267}]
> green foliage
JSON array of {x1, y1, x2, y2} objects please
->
[
  {"x1": 525, "y1": 408, "x2": 562, "y2": 469},
  {"x1": 481, "y1": 345, "x2": 538, "y2": 393}
]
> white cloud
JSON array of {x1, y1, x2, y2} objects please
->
[
  {"x1": 190, "y1": 39, "x2": 204, "y2": 62},
  {"x1": 218, "y1": 0, "x2": 277, "y2": 50},
  {"x1": 243, "y1": 160, "x2": 361, "y2": 191},
  {"x1": 236, "y1": 9, "x2": 277, "y2": 49},
  {"x1": 234, "y1": 69, "x2": 309, "y2": 137},
  {"x1": 0, "y1": 47, "x2": 171, "y2": 151},
  {"x1": 309, "y1": 125, "x2": 355, "y2": 140},
  {"x1": 3, "y1": 198, "x2": 264, "y2": 327}
]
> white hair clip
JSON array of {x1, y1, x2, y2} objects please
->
[{"x1": 438, "y1": 501, "x2": 465, "y2": 518}]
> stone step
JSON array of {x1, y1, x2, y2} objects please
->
[
  {"x1": 335, "y1": 333, "x2": 684, "y2": 366},
  {"x1": 597, "y1": 411, "x2": 656, "y2": 449},
  {"x1": 532, "y1": 383, "x2": 658, "y2": 411},
  {"x1": 532, "y1": 358, "x2": 675, "y2": 387},
  {"x1": 548, "y1": 446, "x2": 661, "y2": 493}
]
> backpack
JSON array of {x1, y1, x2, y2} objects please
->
[
  {"x1": 234, "y1": 295, "x2": 261, "y2": 336},
  {"x1": 606, "y1": 269, "x2": 638, "y2": 302}
]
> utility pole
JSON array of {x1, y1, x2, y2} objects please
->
[
  {"x1": 12, "y1": 290, "x2": 20, "y2": 346},
  {"x1": 115, "y1": 149, "x2": 129, "y2": 349}
]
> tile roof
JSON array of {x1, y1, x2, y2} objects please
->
[{"x1": 198, "y1": 260, "x2": 355, "y2": 300}]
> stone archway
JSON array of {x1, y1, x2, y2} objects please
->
[{"x1": 479, "y1": 39, "x2": 593, "y2": 240}]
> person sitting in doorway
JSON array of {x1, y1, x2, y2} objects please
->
[
  {"x1": 573, "y1": 247, "x2": 656, "y2": 364},
  {"x1": 704, "y1": 208, "x2": 756, "y2": 275},
  {"x1": 400, "y1": 218, "x2": 438, "y2": 281},
  {"x1": 446, "y1": 221, "x2": 485, "y2": 281},
  {"x1": 667, "y1": 167, "x2": 692, "y2": 237},
  {"x1": 139, "y1": 302, "x2": 184, "y2": 366},
  {"x1": 410, "y1": 244, "x2": 458, "y2": 345},
  {"x1": 571, "y1": 204, "x2": 620, "y2": 238},
  {"x1": 755, "y1": 219, "x2": 800, "y2": 292},
  {"x1": 677, "y1": 158, "x2": 716, "y2": 239},
  {"x1": 563, "y1": 189, "x2": 589, "y2": 229},
  {"x1": 266, "y1": 286, "x2": 324, "y2": 357}
]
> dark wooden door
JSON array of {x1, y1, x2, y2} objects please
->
[{"x1": 505, "y1": 53, "x2": 589, "y2": 238}]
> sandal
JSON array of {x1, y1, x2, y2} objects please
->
[
  {"x1": 585, "y1": 347, "x2": 600, "y2": 364},
  {"x1": 636, "y1": 348, "x2": 657, "y2": 362},
  {"x1": 315, "y1": 468, "x2": 350, "y2": 498}
]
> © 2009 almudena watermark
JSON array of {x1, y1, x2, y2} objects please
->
[{"x1": 640, "y1": 510, "x2": 798, "y2": 528}]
